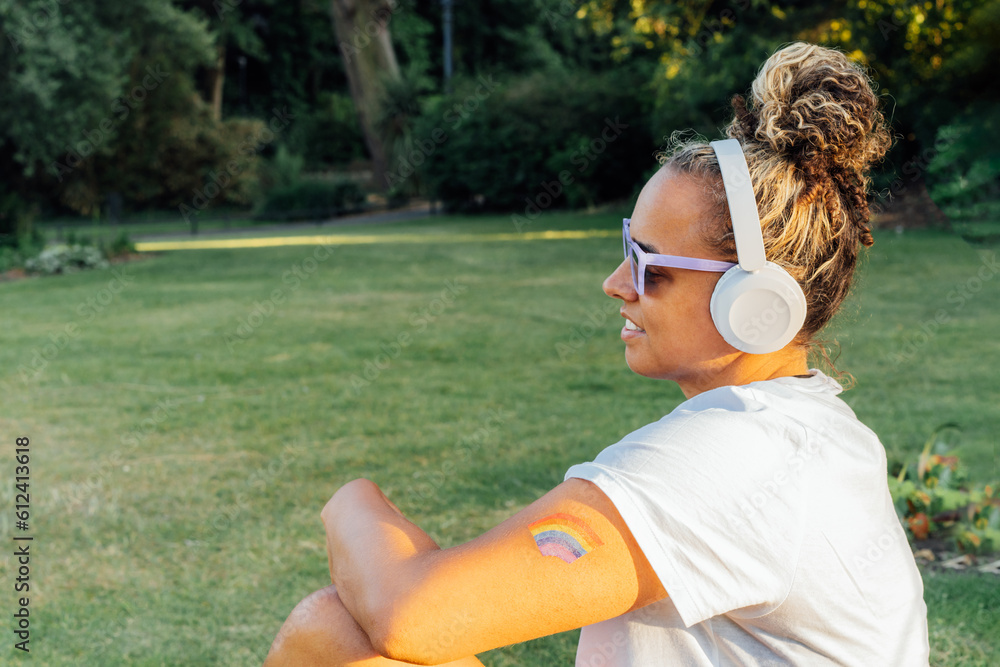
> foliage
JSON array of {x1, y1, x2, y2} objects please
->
[
  {"x1": 578, "y1": 0, "x2": 997, "y2": 180},
  {"x1": 415, "y1": 68, "x2": 653, "y2": 212},
  {"x1": 0, "y1": 228, "x2": 44, "y2": 272},
  {"x1": 257, "y1": 179, "x2": 366, "y2": 220},
  {"x1": 0, "y1": 0, "x2": 214, "y2": 171},
  {"x1": 837, "y1": 0, "x2": 996, "y2": 145},
  {"x1": 105, "y1": 231, "x2": 136, "y2": 258},
  {"x1": 0, "y1": 0, "x2": 273, "y2": 226},
  {"x1": 0, "y1": 189, "x2": 38, "y2": 246},
  {"x1": 389, "y1": 1, "x2": 437, "y2": 88},
  {"x1": 56, "y1": 74, "x2": 268, "y2": 215},
  {"x1": 24, "y1": 244, "x2": 109, "y2": 275},
  {"x1": 889, "y1": 425, "x2": 1000, "y2": 556},
  {"x1": 925, "y1": 103, "x2": 1000, "y2": 240},
  {"x1": 217, "y1": 0, "x2": 346, "y2": 117},
  {"x1": 377, "y1": 73, "x2": 432, "y2": 197},
  {"x1": 650, "y1": 29, "x2": 779, "y2": 140},
  {"x1": 266, "y1": 144, "x2": 305, "y2": 190},
  {"x1": 287, "y1": 92, "x2": 367, "y2": 169}
]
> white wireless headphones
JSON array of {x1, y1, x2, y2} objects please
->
[{"x1": 709, "y1": 139, "x2": 807, "y2": 354}]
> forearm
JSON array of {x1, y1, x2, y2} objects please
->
[
  {"x1": 322, "y1": 479, "x2": 440, "y2": 639},
  {"x1": 264, "y1": 585, "x2": 487, "y2": 667}
]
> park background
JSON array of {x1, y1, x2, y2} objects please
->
[{"x1": 1, "y1": 0, "x2": 998, "y2": 664}]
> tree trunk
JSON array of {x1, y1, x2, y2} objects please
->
[
  {"x1": 205, "y1": 44, "x2": 226, "y2": 122},
  {"x1": 330, "y1": 0, "x2": 402, "y2": 191}
]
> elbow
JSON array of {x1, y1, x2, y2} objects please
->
[
  {"x1": 366, "y1": 597, "x2": 456, "y2": 665},
  {"x1": 367, "y1": 614, "x2": 424, "y2": 665}
]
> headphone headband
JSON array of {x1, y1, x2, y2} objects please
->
[{"x1": 710, "y1": 139, "x2": 765, "y2": 272}]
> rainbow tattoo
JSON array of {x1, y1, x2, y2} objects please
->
[{"x1": 528, "y1": 513, "x2": 603, "y2": 564}]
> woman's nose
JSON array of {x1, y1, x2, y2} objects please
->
[{"x1": 603, "y1": 259, "x2": 637, "y2": 301}]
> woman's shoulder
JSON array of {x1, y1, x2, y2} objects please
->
[
  {"x1": 610, "y1": 370, "x2": 874, "y2": 466},
  {"x1": 670, "y1": 369, "x2": 863, "y2": 435}
]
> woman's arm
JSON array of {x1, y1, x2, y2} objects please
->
[
  {"x1": 323, "y1": 477, "x2": 668, "y2": 664},
  {"x1": 321, "y1": 479, "x2": 445, "y2": 653},
  {"x1": 263, "y1": 584, "x2": 486, "y2": 667}
]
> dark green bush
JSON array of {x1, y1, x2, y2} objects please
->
[
  {"x1": 926, "y1": 102, "x2": 1000, "y2": 243},
  {"x1": 0, "y1": 189, "x2": 37, "y2": 248},
  {"x1": 55, "y1": 71, "x2": 267, "y2": 217},
  {"x1": 412, "y1": 68, "x2": 653, "y2": 213},
  {"x1": 257, "y1": 180, "x2": 366, "y2": 221},
  {"x1": 105, "y1": 230, "x2": 135, "y2": 258},
  {"x1": 287, "y1": 93, "x2": 367, "y2": 169}
]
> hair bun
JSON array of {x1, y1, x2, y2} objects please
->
[{"x1": 728, "y1": 42, "x2": 891, "y2": 245}]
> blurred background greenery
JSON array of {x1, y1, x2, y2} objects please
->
[{"x1": 1, "y1": 0, "x2": 998, "y2": 260}]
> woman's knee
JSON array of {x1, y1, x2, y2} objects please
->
[{"x1": 265, "y1": 585, "x2": 368, "y2": 666}]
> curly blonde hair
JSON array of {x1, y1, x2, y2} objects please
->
[{"x1": 661, "y1": 42, "x2": 892, "y2": 344}]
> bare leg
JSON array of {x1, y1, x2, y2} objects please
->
[{"x1": 264, "y1": 585, "x2": 486, "y2": 667}]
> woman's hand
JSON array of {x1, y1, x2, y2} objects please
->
[{"x1": 321, "y1": 479, "x2": 442, "y2": 647}]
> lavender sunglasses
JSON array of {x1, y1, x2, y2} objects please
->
[{"x1": 623, "y1": 218, "x2": 736, "y2": 295}]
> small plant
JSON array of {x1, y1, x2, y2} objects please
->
[
  {"x1": 25, "y1": 244, "x2": 109, "y2": 275},
  {"x1": 889, "y1": 424, "x2": 1000, "y2": 556},
  {"x1": 63, "y1": 230, "x2": 93, "y2": 247},
  {"x1": 105, "y1": 231, "x2": 135, "y2": 258}
]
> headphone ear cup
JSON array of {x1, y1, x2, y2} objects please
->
[{"x1": 710, "y1": 262, "x2": 807, "y2": 354}]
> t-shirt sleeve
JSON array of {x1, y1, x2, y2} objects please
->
[{"x1": 566, "y1": 405, "x2": 810, "y2": 627}]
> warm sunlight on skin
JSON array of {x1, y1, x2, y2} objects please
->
[{"x1": 603, "y1": 167, "x2": 809, "y2": 398}]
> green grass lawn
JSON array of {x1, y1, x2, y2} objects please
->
[{"x1": 0, "y1": 210, "x2": 997, "y2": 665}]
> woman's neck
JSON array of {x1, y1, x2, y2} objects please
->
[{"x1": 676, "y1": 348, "x2": 810, "y2": 399}]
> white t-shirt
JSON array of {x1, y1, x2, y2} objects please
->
[{"x1": 565, "y1": 371, "x2": 929, "y2": 666}]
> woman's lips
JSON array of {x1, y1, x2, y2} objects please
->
[{"x1": 621, "y1": 316, "x2": 645, "y2": 340}]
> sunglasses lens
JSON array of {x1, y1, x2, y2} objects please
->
[
  {"x1": 623, "y1": 220, "x2": 641, "y2": 293},
  {"x1": 628, "y1": 244, "x2": 641, "y2": 293}
]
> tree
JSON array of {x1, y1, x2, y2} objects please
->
[
  {"x1": 0, "y1": 1, "x2": 135, "y2": 239},
  {"x1": 0, "y1": 0, "x2": 280, "y2": 231},
  {"x1": 330, "y1": 0, "x2": 404, "y2": 191},
  {"x1": 175, "y1": 0, "x2": 269, "y2": 120}
]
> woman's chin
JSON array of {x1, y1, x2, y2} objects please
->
[{"x1": 624, "y1": 349, "x2": 661, "y2": 379}]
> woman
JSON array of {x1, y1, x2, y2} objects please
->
[{"x1": 264, "y1": 42, "x2": 930, "y2": 665}]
